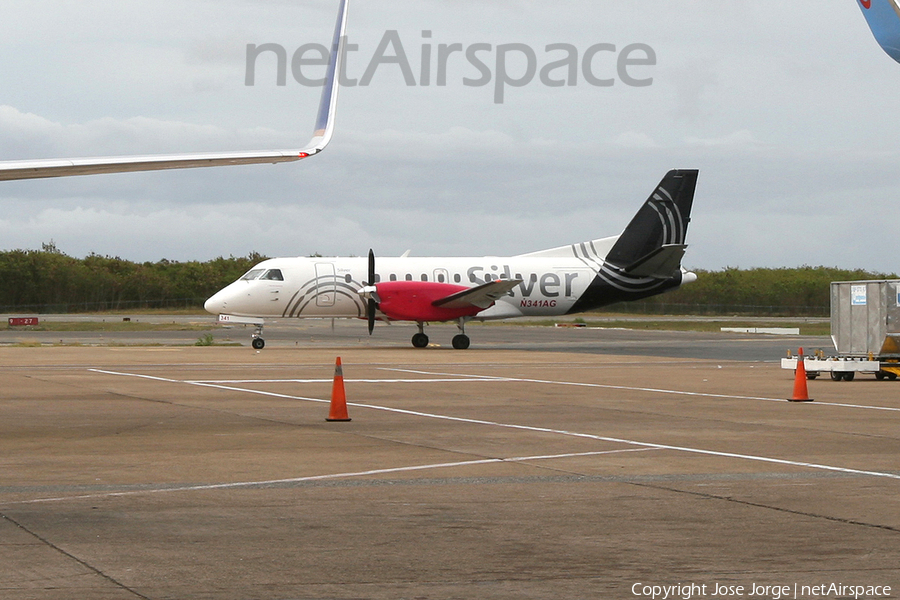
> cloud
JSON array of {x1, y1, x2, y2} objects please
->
[
  {"x1": 613, "y1": 131, "x2": 659, "y2": 149},
  {"x1": 684, "y1": 130, "x2": 761, "y2": 148},
  {"x1": 2, "y1": 0, "x2": 900, "y2": 274}
]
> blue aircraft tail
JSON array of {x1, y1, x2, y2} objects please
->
[{"x1": 856, "y1": 0, "x2": 900, "y2": 63}]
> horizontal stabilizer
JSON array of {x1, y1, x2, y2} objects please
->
[
  {"x1": 621, "y1": 244, "x2": 687, "y2": 278},
  {"x1": 433, "y1": 279, "x2": 523, "y2": 310}
]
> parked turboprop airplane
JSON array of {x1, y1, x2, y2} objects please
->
[
  {"x1": 0, "y1": 0, "x2": 348, "y2": 181},
  {"x1": 855, "y1": 0, "x2": 900, "y2": 62},
  {"x1": 204, "y1": 169, "x2": 699, "y2": 349}
]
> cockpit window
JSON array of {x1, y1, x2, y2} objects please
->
[
  {"x1": 240, "y1": 269, "x2": 265, "y2": 281},
  {"x1": 261, "y1": 269, "x2": 284, "y2": 281}
]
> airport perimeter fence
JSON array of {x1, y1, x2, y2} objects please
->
[
  {"x1": 0, "y1": 297, "x2": 208, "y2": 315},
  {"x1": 1, "y1": 299, "x2": 830, "y2": 318},
  {"x1": 598, "y1": 302, "x2": 830, "y2": 318}
]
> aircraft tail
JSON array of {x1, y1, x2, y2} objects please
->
[
  {"x1": 856, "y1": 0, "x2": 900, "y2": 63},
  {"x1": 603, "y1": 169, "x2": 698, "y2": 278}
]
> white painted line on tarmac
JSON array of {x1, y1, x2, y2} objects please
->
[
  {"x1": 90, "y1": 369, "x2": 330, "y2": 404},
  {"x1": 88, "y1": 369, "x2": 900, "y2": 483},
  {"x1": 186, "y1": 378, "x2": 512, "y2": 384},
  {"x1": 382, "y1": 367, "x2": 900, "y2": 413},
  {"x1": 13, "y1": 448, "x2": 657, "y2": 505}
]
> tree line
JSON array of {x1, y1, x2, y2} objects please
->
[
  {"x1": 0, "y1": 246, "x2": 895, "y2": 315},
  {"x1": 620, "y1": 266, "x2": 898, "y2": 316},
  {"x1": 0, "y1": 244, "x2": 267, "y2": 312}
]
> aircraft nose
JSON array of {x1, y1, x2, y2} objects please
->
[{"x1": 204, "y1": 291, "x2": 226, "y2": 315}]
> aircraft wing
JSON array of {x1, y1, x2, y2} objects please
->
[
  {"x1": 856, "y1": 0, "x2": 900, "y2": 63},
  {"x1": 433, "y1": 279, "x2": 523, "y2": 310},
  {"x1": 0, "y1": 0, "x2": 348, "y2": 182}
]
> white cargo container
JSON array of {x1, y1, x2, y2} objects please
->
[
  {"x1": 831, "y1": 280, "x2": 900, "y2": 357},
  {"x1": 781, "y1": 280, "x2": 900, "y2": 381}
]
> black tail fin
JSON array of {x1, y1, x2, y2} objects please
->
[{"x1": 604, "y1": 169, "x2": 698, "y2": 278}]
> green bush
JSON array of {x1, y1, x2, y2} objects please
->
[
  {"x1": 608, "y1": 266, "x2": 898, "y2": 316},
  {"x1": 0, "y1": 246, "x2": 267, "y2": 313}
]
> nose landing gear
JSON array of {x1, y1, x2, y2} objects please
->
[
  {"x1": 251, "y1": 322, "x2": 265, "y2": 349},
  {"x1": 215, "y1": 315, "x2": 266, "y2": 350}
]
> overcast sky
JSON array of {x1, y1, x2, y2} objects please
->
[{"x1": 1, "y1": 0, "x2": 898, "y2": 272}]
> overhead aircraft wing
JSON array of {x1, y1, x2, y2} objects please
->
[
  {"x1": 856, "y1": 0, "x2": 900, "y2": 63},
  {"x1": 432, "y1": 279, "x2": 523, "y2": 310},
  {"x1": 0, "y1": 0, "x2": 349, "y2": 182}
]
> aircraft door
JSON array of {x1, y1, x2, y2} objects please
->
[
  {"x1": 315, "y1": 263, "x2": 336, "y2": 307},
  {"x1": 433, "y1": 268, "x2": 450, "y2": 284}
]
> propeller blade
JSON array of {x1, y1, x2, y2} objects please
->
[{"x1": 367, "y1": 249, "x2": 376, "y2": 335}]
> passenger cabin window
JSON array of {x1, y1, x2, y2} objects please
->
[
  {"x1": 261, "y1": 269, "x2": 284, "y2": 281},
  {"x1": 240, "y1": 269, "x2": 265, "y2": 281}
]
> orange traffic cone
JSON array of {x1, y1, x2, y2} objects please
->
[
  {"x1": 326, "y1": 357, "x2": 352, "y2": 421},
  {"x1": 788, "y1": 347, "x2": 814, "y2": 402}
]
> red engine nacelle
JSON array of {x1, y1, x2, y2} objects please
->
[{"x1": 375, "y1": 281, "x2": 485, "y2": 322}]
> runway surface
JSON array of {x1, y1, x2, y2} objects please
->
[
  {"x1": 1, "y1": 328, "x2": 898, "y2": 599},
  {"x1": 1, "y1": 315, "x2": 828, "y2": 361}
]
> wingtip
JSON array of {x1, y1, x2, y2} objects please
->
[{"x1": 306, "y1": 0, "x2": 349, "y2": 152}]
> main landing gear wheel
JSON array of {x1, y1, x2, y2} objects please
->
[
  {"x1": 411, "y1": 333, "x2": 429, "y2": 348},
  {"x1": 451, "y1": 317, "x2": 472, "y2": 350},
  {"x1": 452, "y1": 334, "x2": 470, "y2": 350}
]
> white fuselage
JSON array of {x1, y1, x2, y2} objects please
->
[{"x1": 204, "y1": 254, "x2": 604, "y2": 322}]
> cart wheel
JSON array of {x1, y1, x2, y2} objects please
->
[
  {"x1": 844, "y1": 372, "x2": 855, "y2": 382},
  {"x1": 830, "y1": 371, "x2": 843, "y2": 381}
]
